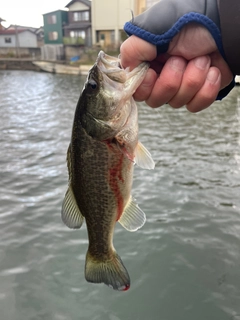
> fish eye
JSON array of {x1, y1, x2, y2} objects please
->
[{"x1": 87, "y1": 79, "x2": 97, "y2": 90}]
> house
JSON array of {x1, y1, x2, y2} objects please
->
[
  {"x1": 0, "y1": 27, "x2": 40, "y2": 58},
  {"x1": 42, "y1": 10, "x2": 68, "y2": 60},
  {"x1": 91, "y1": 0, "x2": 139, "y2": 49},
  {"x1": 43, "y1": 10, "x2": 68, "y2": 45},
  {"x1": 63, "y1": 0, "x2": 92, "y2": 60},
  {"x1": 64, "y1": 0, "x2": 91, "y2": 46},
  {"x1": 7, "y1": 24, "x2": 44, "y2": 47}
]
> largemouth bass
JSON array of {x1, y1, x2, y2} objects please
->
[{"x1": 62, "y1": 51, "x2": 155, "y2": 291}]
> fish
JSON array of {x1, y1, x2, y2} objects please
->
[{"x1": 61, "y1": 51, "x2": 155, "y2": 291}]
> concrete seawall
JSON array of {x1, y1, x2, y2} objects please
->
[
  {"x1": 0, "y1": 59, "x2": 92, "y2": 75},
  {"x1": 0, "y1": 59, "x2": 41, "y2": 71}
]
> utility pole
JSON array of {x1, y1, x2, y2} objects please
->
[{"x1": 15, "y1": 25, "x2": 21, "y2": 58}]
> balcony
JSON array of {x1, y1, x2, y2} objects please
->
[{"x1": 63, "y1": 37, "x2": 85, "y2": 45}]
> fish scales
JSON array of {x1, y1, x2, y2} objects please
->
[
  {"x1": 61, "y1": 51, "x2": 155, "y2": 291},
  {"x1": 72, "y1": 126, "x2": 132, "y2": 258}
]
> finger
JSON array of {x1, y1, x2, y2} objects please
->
[
  {"x1": 186, "y1": 67, "x2": 221, "y2": 113},
  {"x1": 133, "y1": 68, "x2": 158, "y2": 101},
  {"x1": 209, "y1": 51, "x2": 233, "y2": 88},
  {"x1": 145, "y1": 56, "x2": 187, "y2": 108},
  {"x1": 120, "y1": 35, "x2": 156, "y2": 70},
  {"x1": 168, "y1": 55, "x2": 211, "y2": 108}
]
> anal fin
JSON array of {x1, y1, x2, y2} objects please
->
[
  {"x1": 118, "y1": 196, "x2": 146, "y2": 232},
  {"x1": 61, "y1": 185, "x2": 84, "y2": 229}
]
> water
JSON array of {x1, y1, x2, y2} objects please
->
[{"x1": 1, "y1": 70, "x2": 240, "y2": 320}]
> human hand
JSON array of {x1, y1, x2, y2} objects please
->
[{"x1": 120, "y1": 23, "x2": 233, "y2": 112}]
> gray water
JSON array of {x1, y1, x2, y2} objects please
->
[{"x1": 1, "y1": 70, "x2": 240, "y2": 320}]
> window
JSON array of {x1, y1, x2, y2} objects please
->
[
  {"x1": 47, "y1": 14, "x2": 57, "y2": 24},
  {"x1": 5, "y1": 37, "x2": 11, "y2": 43},
  {"x1": 70, "y1": 30, "x2": 85, "y2": 39},
  {"x1": 73, "y1": 11, "x2": 89, "y2": 21},
  {"x1": 48, "y1": 32, "x2": 58, "y2": 40}
]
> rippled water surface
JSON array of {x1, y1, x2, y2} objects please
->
[{"x1": 1, "y1": 70, "x2": 240, "y2": 320}]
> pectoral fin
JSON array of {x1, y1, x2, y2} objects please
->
[
  {"x1": 61, "y1": 185, "x2": 84, "y2": 229},
  {"x1": 135, "y1": 141, "x2": 155, "y2": 170},
  {"x1": 118, "y1": 196, "x2": 146, "y2": 232}
]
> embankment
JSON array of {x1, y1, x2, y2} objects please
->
[{"x1": 0, "y1": 59, "x2": 41, "y2": 71}]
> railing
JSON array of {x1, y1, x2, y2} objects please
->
[{"x1": 63, "y1": 37, "x2": 85, "y2": 45}]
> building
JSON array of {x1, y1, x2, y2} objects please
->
[
  {"x1": 63, "y1": 0, "x2": 92, "y2": 60},
  {"x1": 43, "y1": 10, "x2": 68, "y2": 45},
  {"x1": 91, "y1": 0, "x2": 143, "y2": 49},
  {"x1": 64, "y1": 0, "x2": 91, "y2": 46},
  {"x1": 135, "y1": 0, "x2": 146, "y2": 14},
  {"x1": 7, "y1": 24, "x2": 44, "y2": 47},
  {"x1": 42, "y1": 10, "x2": 68, "y2": 60},
  {"x1": 0, "y1": 27, "x2": 40, "y2": 58}
]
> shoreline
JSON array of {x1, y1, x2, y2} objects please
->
[
  {"x1": 1, "y1": 59, "x2": 240, "y2": 84},
  {"x1": 0, "y1": 58, "x2": 92, "y2": 75}
]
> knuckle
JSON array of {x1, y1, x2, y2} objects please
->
[
  {"x1": 169, "y1": 101, "x2": 184, "y2": 109},
  {"x1": 162, "y1": 80, "x2": 179, "y2": 93},
  {"x1": 185, "y1": 76, "x2": 202, "y2": 89}
]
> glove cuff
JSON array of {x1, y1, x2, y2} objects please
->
[
  {"x1": 124, "y1": 11, "x2": 235, "y2": 100},
  {"x1": 124, "y1": 12, "x2": 224, "y2": 57}
]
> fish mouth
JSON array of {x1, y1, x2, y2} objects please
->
[
  {"x1": 96, "y1": 50, "x2": 149, "y2": 96},
  {"x1": 96, "y1": 51, "x2": 127, "y2": 83}
]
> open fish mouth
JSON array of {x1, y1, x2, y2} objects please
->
[{"x1": 96, "y1": 51, "x2": 127, "y2": 83}]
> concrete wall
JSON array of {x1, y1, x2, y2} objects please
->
[
  {"x1": 0, "y1": 47, "x2": 41, "y2": 58},
  {"x1": 41, "y1": 44, "x2": 64, "y2": 60},
  {"x1": 0, "y1": 59, "x2": 41, "y2": 71},
  {"x1": 64, "y1": 45, "x2": 84, "y2": 60}
]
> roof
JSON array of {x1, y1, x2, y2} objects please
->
[
  {"x1": 7, "y1": 24, "x2": 38, "y2": 32},
  {"x1": 0, "y1": 29, "x2": 35, "y2": 35},
  {"x1": 65, "y1": 0, "x2": 91, "y2": 8},
  {"x1": 43, "y1": 9, "x2": 68, "y2": 16}
]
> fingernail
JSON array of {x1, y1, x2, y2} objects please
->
[
  {"x1": 170, "y1": 57, "x2": 186, "y2": 72},
  {"x1": 194, "y1": 56, "x2": 209, "y2": 70},
  {"x1": 207, "y1": 69, "x2": 220, "y2": 84}
]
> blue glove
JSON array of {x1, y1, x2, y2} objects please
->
[{"x1": 124, "y1": 0, "x2": 235, "y2": 100}]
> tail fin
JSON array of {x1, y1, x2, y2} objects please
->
[{"x1": 85, "y1": 251, "x2": 130, "y2": 291}]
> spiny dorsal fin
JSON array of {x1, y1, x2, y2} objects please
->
[
  {"x1": 135, "y1": 141, "x2": 155, "y2": 169},
  {"x1": 118, "y1": 196, "x2": 146, "y2": 232},
  {"x1": 61, "y1": 185, "x2": 84, "y2": 229}
]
